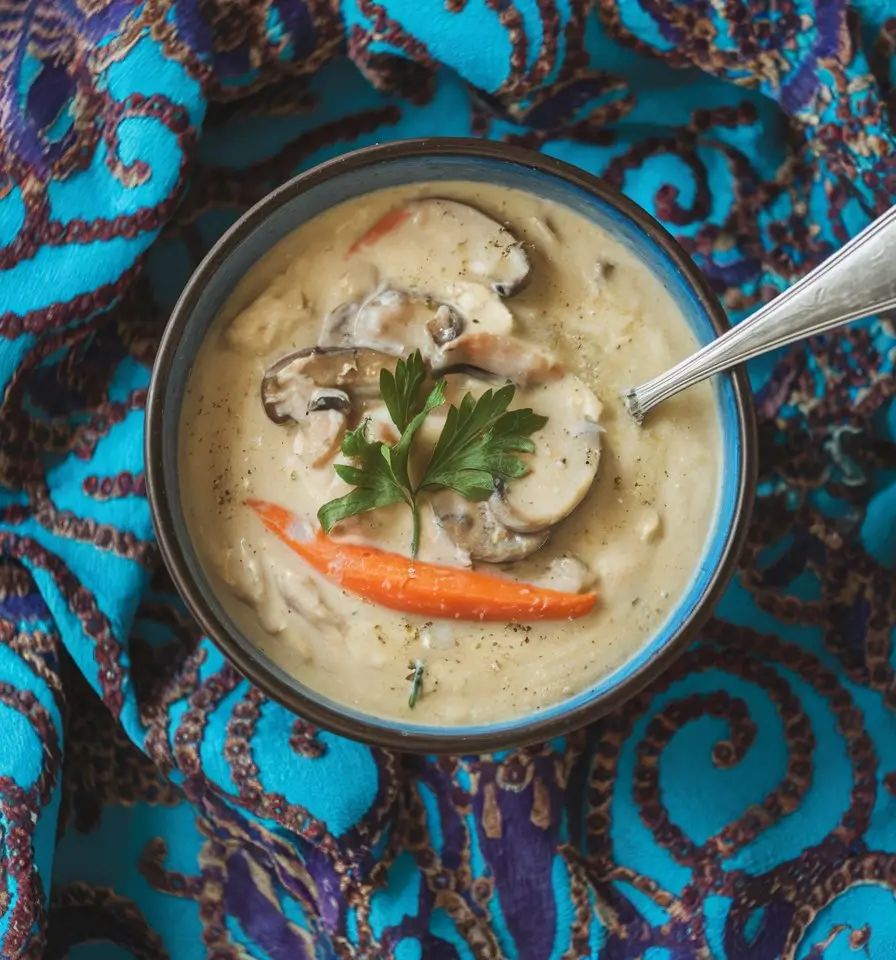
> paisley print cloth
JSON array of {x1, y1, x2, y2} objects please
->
[{"x1": 0, "y1": 1, "x2": 895, "y2": 957}]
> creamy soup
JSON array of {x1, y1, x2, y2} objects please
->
[{"x1": 179, "y1": 182, "x2": 720, "y2": 725}]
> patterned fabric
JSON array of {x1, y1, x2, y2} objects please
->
[{"x1": 0, "y1": 0, "x2": 894, "y2": 957}]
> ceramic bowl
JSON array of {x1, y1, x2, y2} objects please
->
[{"x1": 145, "y1": 138, "x2": 757, "y2": 753}]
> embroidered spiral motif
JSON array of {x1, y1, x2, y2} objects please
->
[{"x1": 0, "y1": 0, "x2": 894, "y2": 957}]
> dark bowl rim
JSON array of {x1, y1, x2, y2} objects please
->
[{"x1": 145, "y1": 136, "x2": 758, "y2": 755}]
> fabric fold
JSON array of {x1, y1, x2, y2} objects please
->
[{"x1": 0, "y1": 1, "x2": 894, "y2": 957}]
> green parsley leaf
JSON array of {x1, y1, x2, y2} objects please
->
[
  {"x1": 389, "y1": 379, "x2": 445, "y2": 491},
  {"x1": 419, "y1": 386, "x2": 548, "y2": 499},
  {"x1": 317, "y1": 423, "x2": 407, "y2": 532},
  {"x1": 378, "y1": 350, "x2": 445, "y2": 496},
  {"x1": 380, "y1": 350, "x2": 428, "y2": 433}
]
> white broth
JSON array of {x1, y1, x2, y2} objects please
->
[{"x1": 179, "y1": 182, "x2": 720, "y2": 725}]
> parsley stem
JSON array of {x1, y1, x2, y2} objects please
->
[
  {"x1": 408, "y1": 660, "x2": 424, "y2": 708},
  {"x1": 411, "y1": 502, "x2": 421, "y2": 559}
]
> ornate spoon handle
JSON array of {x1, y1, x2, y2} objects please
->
[{"x1": 624, "y1": 204, "x2": 896, "y2": 423}]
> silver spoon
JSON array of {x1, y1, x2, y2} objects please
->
[{"x1": 623, "y1": 204, "x2": 896, "y2": 424}]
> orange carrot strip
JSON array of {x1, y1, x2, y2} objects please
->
[
  {"x1": 346, "y1": 208, "x2": 411, "y2": 257},
  {"x1": 246, "y1": 500, "x2": 597, "y2": 622}
]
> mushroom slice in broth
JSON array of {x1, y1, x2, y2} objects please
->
[
  {"x1": 295, "y1": 388, "x2": 351, "y2": 468},
  {"x1": 349, "y1": 199, "x2": 531, "y2": 296},
  {"x1": 430, "y1": 491, "x2": 549, "y2": 563},
  {"x1": 489, "y1": 375, "x2": 602, "y2": 534},
  {"x1": 295, "y1": 410, "x2": 347, "y2": 468},
  {"x1": 317, "y1": 301, "x2": 359, "y2": 350},
  {"x1": 440, "y1": 281, "x2": 514, "y2": 335},
  {"x1": 320, "y1": 281, "x2": 518, "y2": 361},
  {"x1": 320, "y1": 288, "x2": 465, "y2": 356},
  {"x1": 261, "y1": 347, "x2": 397, "y2": 424},
  {"x1": 307, "y1": 387, "x2": 351, "y2": 414},
  {"x1": 427, "y1": 304, "x2": 464, "y2": 347}
]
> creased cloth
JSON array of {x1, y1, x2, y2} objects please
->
[{"x1": 0, "y1": 1, "x2": 895, "y2": 957}]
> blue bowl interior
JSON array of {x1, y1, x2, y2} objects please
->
[{"x1": 161, "y1": 154, "x2": 742, "y2": 743}]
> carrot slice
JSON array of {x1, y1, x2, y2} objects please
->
[
  {"x1": 346, "y1": 208, "x2": 411, "y2": 257},
  {"x1": 246, "y1": 500, "x2": 597, "y2": 622}
]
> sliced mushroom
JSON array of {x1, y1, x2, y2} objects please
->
[
  {"x1": 261, "y1": 347, "x2": 397, "y2": 424},
  {"x1": 307, "y1": 387, "x2": 351, "y2": 414},
  {"x1": 434, "y1": 333, "x2": 563, "y2": 386},
  {"x1": 489, "y1": 375, "x2": 602, "y2": 533},
  {"x1": 348, "y1": 199, "x2": 531, "y2": 296},
  {"x1": 317, "y1": 301, "x2": 358, "y2": 349},
  {"x1": 295, "y1": 389, "x2": 350, "y2": 467},
  {"x1": 427, "y1": 304, "x2": 464, "y2": 346},
  {"x1": 415, "y1": 199, "x2": 531, "y2": 296},
  {"x1": 319, "y1": 287, "x2": 465, "y2": 357},
  {"x1": 441, "y1": 281, "x2": 514, "y2": 335},
  {"x1": 430, "y1": 491, "x2": 549, "y2": 563},
  {"x1": 295, "y1": 412, "x2": 347, "y2": 468}
]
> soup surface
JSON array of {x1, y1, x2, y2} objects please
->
[{"x1": 179, "y1": 181, "x2": 720, "y2": 725}]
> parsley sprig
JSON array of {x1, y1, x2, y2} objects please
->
[{"x1": 317, "y1": 351, "x2": 547, "y2": 557}]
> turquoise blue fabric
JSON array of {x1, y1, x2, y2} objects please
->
[{"x1": 0, "y1": 1, "x2": 894, "y2": 957}]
